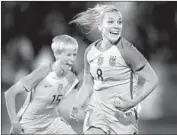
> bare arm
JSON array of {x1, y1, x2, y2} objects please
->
[
  {"x1": 131, "y1": 63, "x2": 158, "y2": 106},
  {"x1": 76, "y1": 71, "x2": 94, "y2": 108},
  {"x1": 4, "y1": 65, "x2": 50, "y2": 124},
  {"x1": 115, "y1": 40, "x2": 158, "y2": 111},
  {"x1": 76, "y1": 48, "x2": 94, "y2": 108},
  {"x1": 4, "y1": 80, "x2": 27, "y2": 124}
]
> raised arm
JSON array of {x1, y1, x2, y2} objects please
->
[{"x1": 4, "y1": 65, "x2": 50, "y2": 132}]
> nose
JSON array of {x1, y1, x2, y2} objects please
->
[
  {"x1": 114, "y1": 23, "x2": 119, "y2": 29},
  {"x1": 114, "y1": 22, "x2": 122, "y2": 29}
]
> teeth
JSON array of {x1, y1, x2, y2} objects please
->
[
  {"x1": 111, "y1": 32, "x2": 119, "y2": 34},
  {"x1": 67, "y1": 63, "x2": 72, "y2": 67}
]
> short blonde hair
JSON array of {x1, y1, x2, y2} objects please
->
[
  {"x1": 69, "y1": 4, "x2": 122, "y2": 34},
  {"x1": 51, "y1": 34, "x2": 78, "y2": 55}
]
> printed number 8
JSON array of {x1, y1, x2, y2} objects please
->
[{"x1": 97, "y1": 68, "x2": 103, "y2": 81}]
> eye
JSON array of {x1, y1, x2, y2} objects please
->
[
  {"x1": 108, "y1": 20, "x2": 114, "y2": 24},
  {"x1": 67, "y1": 53, "x2": 72, "y2": 57},
  {"x1": 73, "y1": 53, "x2": 77, "y2": 57},
  {"x1": 117, "y1": 20, "x2": 122, "y2": 24}
]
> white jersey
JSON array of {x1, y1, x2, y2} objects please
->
[
  {"x1": 22, "y1": 72, "x2": 69, "y2": 118},
  {"x1": 86, "y1": 38, "x2": 147, "y2": 116},
  {"x1": 16, "y1": 65, "x2": 78, "y2": 134},
  {"x1": 83, "y1": 38, "x2": 148, "y2": 134}
]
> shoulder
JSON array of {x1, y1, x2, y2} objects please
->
[
  {"x1": 117, "y1": 37, "x2": 139, "y2": 55},
  {"x1": 117, "y1": 37, "x2": 148, "y2": 71},
  {"x1": 85, "y1": 39, "x2": 101, "y2": 55},
  {"x1": 39, "y1": 63, "x2": 52, "y2": 72},
  {"x1": 117, "y1": 37, "x2": 133, "y2": 49}
]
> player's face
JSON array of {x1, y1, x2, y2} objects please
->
[
  {"x1": 56, "y1": 45, "x2": 78, "y2": 73},
  {"x1": 99, "y1": 11, "x2": 122, "y2": 44}
]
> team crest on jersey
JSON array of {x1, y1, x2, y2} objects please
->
[
  {"x1": 109, "y1": 55, "x2": 116, "y2": 66},
  {"x1": 97, "y1": 57, "x2": 104, "y2": 66}
]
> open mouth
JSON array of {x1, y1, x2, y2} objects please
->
[
  {"x1": 110, "y1": 31, "x2": 119, "y2": 35},
  {"x1": 66, "y1": 63, "x2": 73, "y2": 69}
]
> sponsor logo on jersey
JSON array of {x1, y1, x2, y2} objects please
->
[
  {"x1": 109, "y1": 55, "x2": 116, "y2": 66},
  {"x1": 97, "y1": 57, "x2": 104, "y2": 66}
]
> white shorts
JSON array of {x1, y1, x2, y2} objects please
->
[
  {"x1": 83, "y1": 109, "x2": 138, "y2": 134},
  {"x1": 83, "y1": 96, "x2": 138, "y2": 135},
  {"x1": 20, "y1": 114, "x2": 76, "y2": 134}
]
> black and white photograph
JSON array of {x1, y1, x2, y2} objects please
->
[{"x1": 1, "y1": 1, "x2": 177, "y2": 134}]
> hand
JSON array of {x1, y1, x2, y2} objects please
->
[
  {"x1": 113, "y1": 96, "x2": 134, "y2": 112},
  {"x1": 70, "y1": 105, "x2": 80, "y2": 120},
  {"x1": 10, "y1": 121, "x2": 24, "y2": 134}
]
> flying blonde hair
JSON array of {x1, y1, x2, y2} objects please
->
[
  {"x1": 69, "y1": 4, "x2": 122, "y2": 34},
  {"x1": 51, "y1": 34, "x2": 78, "y2": 56}
]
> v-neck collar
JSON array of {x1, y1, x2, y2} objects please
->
[{"x1": 93, "y1": 37, "x2": 121, "y2": 53}]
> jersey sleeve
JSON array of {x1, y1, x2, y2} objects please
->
[
  {"x1": 119, "y1": 38, "x2": 148, "y2": 71},
  {"x1": 21, "y1": 64, "x2": 51, "y2": 92},
  {"x1": 84, "y1": 44, "x2": 94, "y2": 74}
]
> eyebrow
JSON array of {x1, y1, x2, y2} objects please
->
[{"x1": 107, "y1": 17, "x2": 122, "y2": 20}]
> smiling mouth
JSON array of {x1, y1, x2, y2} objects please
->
[
  {"x1": 110, "y1": 31, "x2": 119, "y2": 35},
  {"x1": 66, "y1": 63, "x2": 73, "y2": 68}
]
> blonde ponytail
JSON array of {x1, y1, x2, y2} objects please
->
[{"x1": 69, "y1": 4, "x2": 121, "y2": 34}]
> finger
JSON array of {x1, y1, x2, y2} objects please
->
[
  {"x1": 70, "y1": 112, "x2": 76, "y2": 119},
  {"x1": 70, "y1": 115, "x2": 77, "y2": 121},
  {"x1": 116, "y1": 106, "x2": 126, "y2": 112},
  {"x1": 70, "y1": 114, "x2": 79, "y2": 123},
  {"x1": 113, "y1": 100, "x2": 121, "y2": 107},
  {"x1": 118, "y1": 96, "x2": 128, "y2": 101}
]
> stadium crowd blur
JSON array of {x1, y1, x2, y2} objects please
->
[{"x1": 1, "y1": 1, "x2": 177, "y2": 134}]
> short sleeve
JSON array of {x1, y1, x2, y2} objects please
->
[
  {"x1": 84, "y1": 44, "x2": 93, "y2": 74},
  {"x1": 118, "y1": 38, "x2": 148, "y2": 71},
  {"x1": 21, "y1": 64, "x2": 51, "y2": 92}
]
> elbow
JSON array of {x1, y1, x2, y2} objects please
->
[
  {"x1": 148, "y1": 73, "x2": 159, "y2": 89},
  {"x1": 4, "y1": 81, "x2": 23, "y2": 100},
  {"x1": 4, "y1": 89, "x2": 12, "y2": 101}
]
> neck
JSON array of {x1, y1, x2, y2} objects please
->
[
  {"x1": 99, "y1": 38, "x2": 112, "y2": 51},
  {"x1": 101, "y1": 36, "x2": 121, "y2": 47},
  {"x1": 52, "y1": 63, "x2": 67, "y2": 78}
]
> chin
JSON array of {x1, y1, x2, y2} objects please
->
[
  {"x1": 110, "y1": 36, "x2": 121, "y2": 44},
  {"x1": 109, "y1": 39, "x2": 119, "y2": 44}
]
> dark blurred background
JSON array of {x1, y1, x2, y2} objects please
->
[{"x1": 1, "y1": 1, "x2": 177, "y2": 134}]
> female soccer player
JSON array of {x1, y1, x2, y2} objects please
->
[
  {"x1": 5, "y1": 34, "x2": 79, "y2": 134},
  {"x1": 70, "y1": 4, "x2": 158, "y2": 135}
]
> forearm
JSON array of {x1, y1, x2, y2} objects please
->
[
  {"x1": 76, "y1": 85, "x2": 93, "y2": 108},
  {"x1": 4, "y1": 81, "x2": 25, "y2": 124},
  {"x1": 132, "y1": 79, "x2": 158, "y2": 107},
  {"x1": 5, "y1": 91, "x2": 19, "y2": 123}
]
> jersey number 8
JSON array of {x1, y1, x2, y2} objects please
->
[{"x1": 97, "y1": 68, "x2": 103, "y2": 81}]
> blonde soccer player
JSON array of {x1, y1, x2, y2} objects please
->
[
  {"x1": 70, "y1": 4, "x2": 158, "y2": 135},
  {"x1": 5, "y1": 35, "x2": 79, "y2": 134}
]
